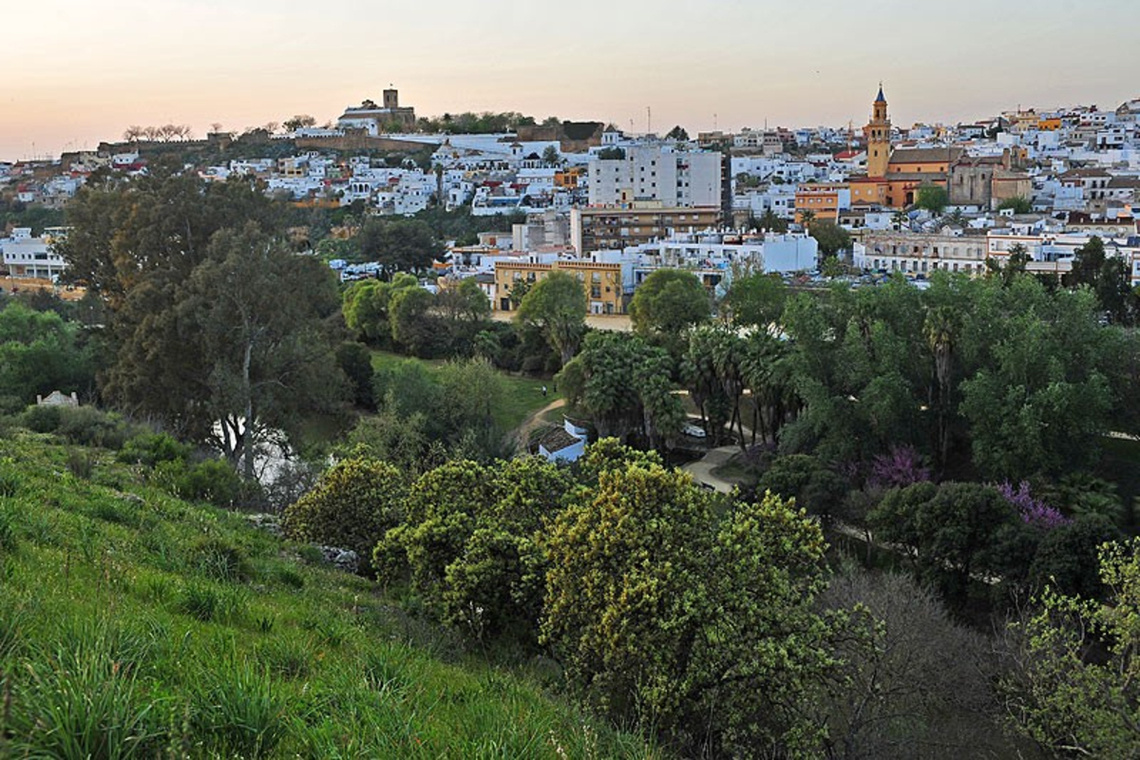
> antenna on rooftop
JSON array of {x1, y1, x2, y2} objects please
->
[{"x1": 647, "y1": 106, "x2": 651, "y2": 135}]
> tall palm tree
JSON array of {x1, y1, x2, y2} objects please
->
[
  {"x1": 891, "y1": 210, "x2": 910, "y2": 232},
  {"x1": 924, "y1": 307, "x2": 956, "y2": 469},
  {"x1": 799, "y1": 209, "x2": 816, "y2": 230}
]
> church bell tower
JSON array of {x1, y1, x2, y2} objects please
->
[{"x1": 865, "y1": 84, "x2": 891, "y2": 178}]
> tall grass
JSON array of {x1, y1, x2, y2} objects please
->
[
  {"x1": 5, "y1": 630, "x2": 167, "y2": 759},
  {"x1": 0, "y1": 431, "x2": 659, "y2": 759},
  {"x1": 191, "y1": 656, "x2": 291, "y2": 758}
]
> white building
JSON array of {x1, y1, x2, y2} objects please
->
[
  {"x1": 588, "y1": 146, "x2": 722, "y2": 207},
  {"x1": 1, "y1": 227, "x2": 68, "y2": 281}
]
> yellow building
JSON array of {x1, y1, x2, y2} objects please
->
[
  {"x1": 555, "y1": 167, "x2": 584, "y2": 189},
  {"x1": 795, "y1": 183, "x2": 849, "y2": 223},
  {"x1": 493, "y1": 259, "x2": 624, "y2": 315},
  {"x1": 852, "y1": 86, "x2": 962, "y2": 209},
  {"x1": 865, "y1": 85, "x2": 891, "y2": 179}
]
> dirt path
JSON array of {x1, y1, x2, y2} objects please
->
[
  {"x1": 513, "y1": 397, "x2": 567, "y2": 448},
  {"x1": 682, "y1": 445, "x2": 748, "y2": 493}
]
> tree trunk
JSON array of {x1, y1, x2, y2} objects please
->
[{"x1": 242, "y1": 338, "x2": 255, "y2": 483}]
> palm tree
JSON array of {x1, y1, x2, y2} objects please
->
[
  {"x1": 891, "y1": 210, "x2": 910, "y2": 232},
  {"x1": 924, "y1": 307, "x2": 956, "y2": 469},
  {"x1": 758, "y1": 209, "x2": 788, "y2": 234},
  {"x1": 799, "y1": 209, "x2": 816, "y2": 229}
]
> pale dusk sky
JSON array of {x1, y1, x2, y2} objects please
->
[{"x1": 2, "y1": 0, "x2": 1137, "y2": 161}]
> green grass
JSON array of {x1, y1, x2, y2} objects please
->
[
  {"x1": 370, "y1": 350, "x2": 562, "y2": 433},
  {"x1": 0, "y1": 432, "x2": 656, "y2": 759}
]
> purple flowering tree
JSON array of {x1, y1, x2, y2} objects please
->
[
  {"x1": 998, "y1": 481, "x2": 1070, "y2": 530},
  {"x1": 868, "y1": 446, "x2": 932, "y2": 490}
]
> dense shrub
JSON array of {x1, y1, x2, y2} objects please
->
[
  {"x1": 282, "y1": 458, "x2": 406, "y2": 572},
  {"x1": 56, "y1": 407, "x2": 134, "y2": 449},
  {"x1": 21, "y1": 404, "x2": 62, "y2": 434},
  {"x1": 20, "y1": 405, "x2": 143, "y2": 450},
  {"x1": 153, "y1": 458, "x2": 244, "y2": 506},
  {"x1": 118, "y1": 432, "x2": 192, "y2": 467},
  {"x1": 757, "y1": 454, "x2": 849, "y2": 522}
]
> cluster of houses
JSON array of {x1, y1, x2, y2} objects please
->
[{"x1": 3, "y1": 87, "x2": 1140, "y2": 295}]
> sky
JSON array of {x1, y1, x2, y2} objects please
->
[{"x1": 2, "y1": 0, "x2": 1137, "y2": 162}]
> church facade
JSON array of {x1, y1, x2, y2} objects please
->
[{"x1": 849, "y1": 87, "x2": 1029, "y2": 210}]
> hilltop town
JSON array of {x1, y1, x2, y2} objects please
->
[{"x1": 4, "y1": 86, "x2": 1139, "y2": 305}]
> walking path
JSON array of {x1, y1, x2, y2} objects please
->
[
  {"x1": 681, "y1": 444, "x2": 749, "y2": 494},
  {"x1": 513, "y1": 397, "x2": 567, "y2": 449}
]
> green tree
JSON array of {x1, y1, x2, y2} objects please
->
[
  {"x1": 373, "y1": 459, "x2": 496, "y2": 602},
  {"x1": 542, "y1": 457, "x2": 836, "y2": 755},
  {"x1": 1028, "y1": 514, "x2": 1121, "y2": 599},
  {"x1": 440, "y1": 456, "x2": 570, "y2": 641},
  {"x1": 389, "y1": 286, "x2": 438, "y2": 357},
  {"x1": 870, "y1": 481, "x2": 1019, "y2": 601},
  {"x1": 342, "y1": 409, "x2": 436, "y2": 474},
  {"x1": 540, "y1": 145, "x2": 560, "y2": 166},
  {"x1": 435, "y1": 278, "x2": 491, "y2": 354},
  {"x1": 960, "y1": 278, "x2": 1114, "y2": 480},
  {"x1": 1001, "y1": 539, "x2": 1140, "y2": 757},
  {"x1": 335, "y1": 341, "x2": 375, "y2": 410},
  {"x1": 55, "y1": 172, "x2": 346, "y2": 462},
  {"x1": 0, "y1": 301, "x2": 99, "y2": 407},
  {"x1": 819, "y1": 255, "x2": 845, "y2": 278},
  {"x1": 515, "y1": 271, "x2": 587, "y2": 367},
  {"x1": 282, "y1": 457, "x2": 405, "y2": 572},
  {"x1": 997, "y1": 196, "x2": 1033, "y2": 214},
  {"x1": 665, "y1": 125, "x2": 689, "y2": 141},
  {"x1": 723, "y1": 271, "x2": 787, "y2": 328},
  {"x1": 1066, "y1": 236, "x2": 1133, "y2": 324},
  {"x1": 986, "y1": 242, "x2": 1030, "y2": 287},
  {"x1": 177, "y1": 223, "x2": 345, "y2": 478},
  {"x1": 779, "y1": 279, "x2": 929, "y2": 464},
  {"x1": 808, "y1": 220, "x2": 852, "y2": 257},
  {"x1": 629, "y1": 268, "x2": 710, "y2": 338},
  {"x1": 756, "y1": 454, "x2": 848, "y2": 523},
  {"x1": 354, "y1": 218, "x2": 444, "y2": 277},
  {"x1": 756, "y1": 208, "x2": 788, "y2": 233},
  {"x1": 59, "y1": 172, "x2": 282, "y2": 307},
  {"x1": 924, "y1": 305, "x2": 958, "y2": 467},
  {"x1": 557, "y1": 332, "x2": 683, "y2": 447},
  {"x1": 915, "y1": 183, "x2": 949, "y2": 214},
  {"x1": 342, "y1": 273, "x2": 418, "y2": 346}
]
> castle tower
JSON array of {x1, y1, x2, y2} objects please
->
[
  {"x1": 383, "y1": 88, "x2": 399, "y2": 109},
  {"x1": 865, "y1": 84, "x2": 891, "y2": 178}
]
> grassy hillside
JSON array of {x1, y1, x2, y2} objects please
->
[{"x1": 0, "y1": 432, "x2": 656, "y2": 758}]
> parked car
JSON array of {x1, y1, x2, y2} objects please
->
[{"x1": 681, "y1": 422, "x2": 707, "y2": 438}]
